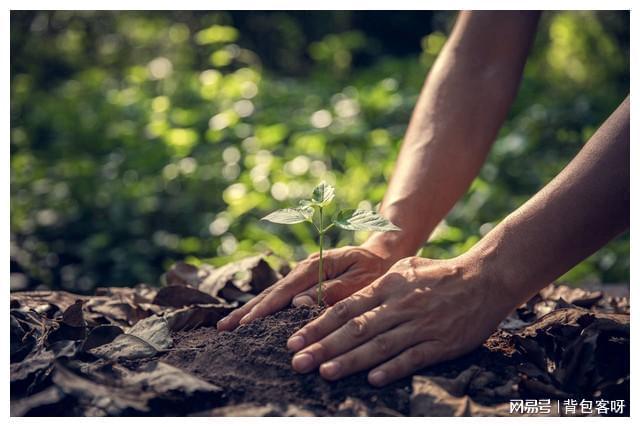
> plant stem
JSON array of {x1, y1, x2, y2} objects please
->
[{"x1": 317, "y1": 206, "x2": 324, "y2": 306}]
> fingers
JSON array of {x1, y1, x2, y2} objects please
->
[
  {"x1": 218, "y1": 247, "x2": 366, "y2": 331},
  {"x1": 286, "y1": 288, "x2": 382, "y2": 355},
  {"x1": 216, "y1": 288, "x2": 269, "y2": 331},
  {"x1": 290, "y1": 306, "x2": 406, "y2": 375},
  {"x1": 237, "y1": 248, "x2": 360, "y2": 325},
  {"x1": 367, "y1": 341, "x2": 442, "y2": 387},
  {"x1": 219, "y1": 258, "x2": 319, "y2": 330},
  {"x1": 238, "y1": 274, "x2": 312, "y2": 325},
  {"x1": 298, "y1": 269, "x2": 379, "y2": 307},
  {"x1": 291, "y1": 294, "x2": 315, "y2": 307},
  {"x1": 292, "y1": 278, "x2": 345, "y2": 307},
  {"x1": 318, "y1": 322, "x2": 420, "y2": 381},
  {"x1": 321, "y1": 274, "x2": 366, "y2": 305}
]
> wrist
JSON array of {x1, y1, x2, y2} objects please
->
[
  {"x1": 457, "y1": 238, "x2": 521, "y2": 321},
  {"x1": 361, "y1": 231, "x2": 420, "y2": 270}
]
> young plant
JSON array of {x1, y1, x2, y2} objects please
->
[{"x1": 261, "y1": 181, "x2": 400, "y2": 306}]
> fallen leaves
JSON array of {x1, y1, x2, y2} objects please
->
[
  {"x1": 81, "y1": 325, "x2": 123, "y2": 352},
  {"x1": 10, "y1": 254, "x2": 282, "y2": 415},
  {"x1": 127, "y1": 315, "x2": 173, "y2": 350},
  {"x1": 152, "y1": 285, "x2": 222, "y2": 307},
  {"x1": 411, "y1": 375, "x2": 514, "y2": 416},
  {"x1": 9, "y1": 257, "x2": 629, "y2": 416},
  {"x1": 26, "y1": 360, "x2": 225, "y2": 416},
  {"x1": 409, "y1": 305, "x2": 629, "y2": 416},
  {"x1": 204, "y1": 402, "x2": 314, "y2": 417},
  {"x1": 165, "y1": 303, "x2": 229, "y2": 331},
  {"x1": 89, "y1": 334, "x2": 159, "y2": 361},
  {"x1": 195, "y1": 254, "x2": 281, "y2": 299},
  {"x1": 406, "y1": 285, "x2": 629, "y2": 417},
  {"x1": 512, "y1": 307, "x2": 629, "y2": 401}
]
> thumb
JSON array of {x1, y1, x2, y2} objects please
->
[
  {"x1": 292, "y1": 268, "x2": 372, "y2": 307},
  {"x1": 237, "y1": 254, "x2": 321, "y2": 325},
  {"x1": 292, "y1": 278, "x2": 344, "y2": 307}
]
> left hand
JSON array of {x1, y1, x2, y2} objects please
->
[
  {"x1": 217, "y1": 244, "x2": 397, "y2": 331},
  {"x1": 285, "y1": 255, "x2": 512, "y2": 386}
]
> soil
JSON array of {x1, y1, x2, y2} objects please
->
[
  {"x1": 159, "y1": 303, "x2": 629, "y2": 416},
  {"x1": 160, "y1": 306, "x2": 413, "y2": 415},
  {"x1": 9, "y1": 256, "x2": 631, "y2": 416}
]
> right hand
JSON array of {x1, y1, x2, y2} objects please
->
[{"x1": 216, "y1": 245, "x2": 396, "y2": 331}]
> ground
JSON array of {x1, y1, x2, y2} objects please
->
[{"x1": 10, "y1": 255, "x2": 630, "y2": 416}]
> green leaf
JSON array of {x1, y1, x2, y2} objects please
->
[
  {"x1": 261, "y1": 207, "x2": 314, "y2": 224},
  {"x1": 297, "y1": 205, "x2": 315, "y2": 221},
  {"x1": 311, "y1": 181, "x2": 335, "y2": 207},
  {"x1": 335, "y1": 209, "x2": 401, "y2": 232}
]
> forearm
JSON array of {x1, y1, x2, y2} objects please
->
[
  {"x1": 364, "y1": 11, "x2": 540, "y2": 261},
  {"x1": 469, "y1": 97, "x2": 630, "y2": 314}
]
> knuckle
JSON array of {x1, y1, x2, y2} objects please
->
[
  {"x1": 262, "y1": 287, "x2": 278, "y2": 300},
  {"x1": 391, "y1": 257, "x2": 411, "y2": 270},
  {"x1": 396, "y1": 291, "x2": 425, "y2": 310},
  {"x1": 257, "y1": 286, "x2": 274, "y2": 297},
  {"x1": 295, "y1": 258, "x2": 316, "y2": 273},
  {"x1": 345, "y1": 246, "x2": 361, "y2": 258},
  {"x1": 400, "y1": 259, "x2": 421, "y2": 281},
  {"x1": 257, "y1": 292, "x2": 280, "y2": 310},
  {"x1": 324, "y1": 248, "x2": 340, "y2": 258},
  {"x1": 401, "y1": 267, "x2": 418, "y2": 283},
  {"x1": 323, "y1": 263, "x2": 334, "y2": 280},
  {"x1": 372, "y1": 275, "x2": 390, "y2": 291},
  {"x1": 394, "y1": 256, "x2": 420, "y2": 271},
  {"x1": 260, "y1": 285, "x2": 278, "y2": 298},
  {"x1": 395, "y1": 296, "x2": 413, "y2": 310},
  {"x1": 331, "y1": 301, "x2": 351, "y2": 322},
  {"x1": 406, "y1": 347, "x2": 426, "y2": 368},
  {"x1": 321, "y1": 285, "x2": 340, "y2": 305},
  {"x1": 370, "y1": 277, "x2": 383, "y2": 290},
  {"x1": 372, "y1": 334, "x2": 392, "y2": 354},
  {"x1": 372, "y1": 274, "x2": 397, "y2": 294},
  {"x1": 345, "y1": 317, "x2": 368, "y2": 338},
  {"x1": 233, "y1": 303, "x2": 253, "y2": 316}
]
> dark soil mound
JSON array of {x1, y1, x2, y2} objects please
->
[
  {"x1": 159, "y1": 303, "x2": 629, "y2": 416},
  {"x1": 160, "y1": 306, "x2": 412, "y2": 415}
]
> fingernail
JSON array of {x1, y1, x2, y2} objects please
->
[
  {"x1": 320, "y1": 361, "x2": 341, "y2": 379},
  {"x1": 292, "y1": 353, "x2": 314, "y2": 372},
  {"x1": 369, "y1": 370, "x2": 387, "y2": 386},
  {"x1": 292, "y1": 295, "x2": 314, "y2": 307},
  {"x1": 287, "y1": 335, "x2": 306, "y2": 352},
  {"x1": 239, "y1": 313, "x2": 251, "y2": 325},
  {"x1": 216, "y1": 316, "x2": 229, "y2": 328}
]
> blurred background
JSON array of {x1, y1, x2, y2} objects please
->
[{"x1": 10, "y1": 11, "x2": 629, "y2": 293}]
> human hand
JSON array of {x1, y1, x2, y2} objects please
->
[
  {"x1": 216, "y1": 244, "x2": 399, "y2": 331},
  {"x1": 285, "y1": 255, "x2": 511, "y2": 386}
]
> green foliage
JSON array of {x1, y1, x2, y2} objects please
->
[
  {"x1": 263, "y1": 182, "x2": 399, "y2": 233},
  {"x1": 262, "y1": 182, "x2": 399, "y2": 303},
  {"x1": 10, "y1": 11, "x2": 629, "y2": 292},
  {"x1": 261, "y1": 207, "x2": 314, "y2": 224},
  {"x1": 335, "y1": 209, "x2": 401, "y2": 232},
  {"x1": 311, "y1": 182, "x2": 335, "y2": 207}
]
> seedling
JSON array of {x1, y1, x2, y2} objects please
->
[{"x1": 261, "y1": 181, "x2": 400, "y2": 305}]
